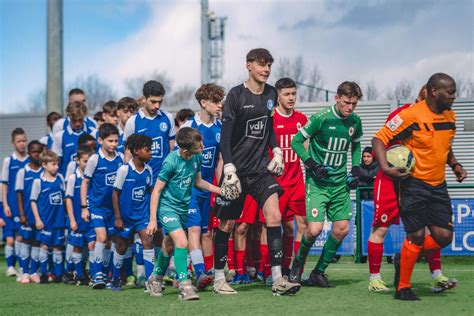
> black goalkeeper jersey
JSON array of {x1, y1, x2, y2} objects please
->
[{"x1": 221, "y1": 82, "x2": 278, "y2": 175}]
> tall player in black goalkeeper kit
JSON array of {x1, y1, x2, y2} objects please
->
[{"x1": 212, "y1": 48, "x2": 301, "y2": 296}]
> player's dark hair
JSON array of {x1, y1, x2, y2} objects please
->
[
  {"x1": 426, "y1": 73, "x2": 455, "y2": 95},
  {"x1": 176, "y1": 127, "x2": 202, "y2": 150},
  {"x1": 195, "y1": 84, "x2": 225, "y2": 105},
  {"x1": 98, "y1": 123, "x2": 119, "y2": 140},
  {"x1": 77, "y1": 144, "x2": 94, "y2": 159},
  {"x1": 143, "y1": 80, "x2": 166, "y2": 98},
  {"x1": 176, "y1": 108, "x2": 195, "y2": 123},
  {"x1": 46, "y1": 111, "x2": 61, "y2": 123},
  {"x1": 94, "y1": 111, "x2": 104, "y2": 122},
  {"x1": 246, "y1": 48, "x2": 274, "y2": 64},
  {"x1": 66, "y1": 102, "x2": 87, "y2": 119},
  {"x1": 68, "y1": 88, "x2": 85, "y2": 97},
  {"x1": 11, "y1": 128, "x2": 25, "y2": 141},
  {"x1": 117, "y1": 97, "x2": 138, "y2": 112},
  {"x1": 102, "y1": 100, "x2": 118, "y2": 115},
  {"x1": 78, "y1": 133, "x2": 96, "y2": 146},
  {"x1": 337, "y1": 81, "x2": 363, "y2": 99},
  {"x1": 28, "y1": 140, "x2": 44, "y2": 152},
  {"x1": 275, "y1": 77, "x2": 296, "y2": 91},
  {"x1": 126, "y1": 134, "x2": 152, "y2": 155}
]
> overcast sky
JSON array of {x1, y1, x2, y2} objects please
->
[{"x1": 1, "y1": 0, "x2": 473, "y2": 113}]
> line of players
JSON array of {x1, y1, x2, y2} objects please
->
[{"x1": 1, "y1": 48, "x2": 466, "y2": 301}]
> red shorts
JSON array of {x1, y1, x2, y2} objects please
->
[
  {"x1": 372, "y1": 170, "x2": 400, "y2": 227},
  {"x1": 259, "y1": 182, "x2": 306, "y2": 224},
  {"x1": 236, "y1": 195, "x2": 261, "y2": 224}
]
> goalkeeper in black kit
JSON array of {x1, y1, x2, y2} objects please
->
[{"x1": 211, "y1": 48, "x2": 301, "y2": 296}]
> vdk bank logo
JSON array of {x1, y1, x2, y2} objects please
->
[
  {"x1": 202, "y1": 147, "x2": 216, "y2": 168},
  {"x1": 49, "y1": 191, "x2": 63, "y2": 205},
  {"x1": 132, "y1": 186, "x2": 146, "y2": 202},
  {"x1": 105, "y1": 172, "x2": 117, "y2": 186}
]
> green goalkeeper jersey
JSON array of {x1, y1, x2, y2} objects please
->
[{"x1": 291, "y1": 104, "x2": 363, "y2": 186}]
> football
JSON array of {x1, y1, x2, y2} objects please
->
[{"x1": 386, "y1": 144, "x2": 416, "y2": 171}]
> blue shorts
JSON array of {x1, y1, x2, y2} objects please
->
[
  {"x1": 185, "y1": 194, "x2": 211, "y2": 233},
  {"x1": 19, "y1": 225, "x2": 39, "y2": 241},
  {"x1": 90, "y1": 207, "x2": 116, "y2": 236},
  {"x1": 67, "y1": 227, "x2": 96, "y2": 248},
  {"x1": 39, "y1": 228, "x2": 66, "y2": 247},
  {"x1": 2, "y1": 215, "x2": 20, "y2": 238},
  {"x1": 117, "y1": 217, "x2": 149, "y2": 239}
]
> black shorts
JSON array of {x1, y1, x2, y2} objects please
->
[
  {"x1": 398, "y1": 177, "x2": 453, "y2": 233},
  {"x1": 214, "y1": 172, "x2": 283, "y2": 220}
]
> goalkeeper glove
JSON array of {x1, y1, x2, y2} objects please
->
[
  {"x1": 267, "y1": 147, "x2": 284, "y2": 176},
  {"x1": 304, "y1": 158, "x2": 332, "y2": 178},
  {"x1": 220, "y1": 163, "x2": 241, "y2": 200},
  {"x1": 346, "y1": 166, "x2": 361, "y2": 189}
]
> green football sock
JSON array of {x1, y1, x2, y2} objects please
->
[
  {"x1": 296, "y1": 234, "x2": 316, "y2": 264},
  {"x1": 315, "y1": 234, "x2": 341, "y2": 273},
  {"x1": 153, "y1": 250, "x2": 171, "y2": 277},
  {"x1": 174, "y1": 247, "x2": 188, "y2": 282}
]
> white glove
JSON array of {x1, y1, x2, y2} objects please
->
[
  {"x1": 267, "y1": 147, "x2": 284, "y2": 176},
  {"x1": 220, "y1": 163, "x2": 241, "y2": 200}
]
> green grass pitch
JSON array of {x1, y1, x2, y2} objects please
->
[{"x1": 0, "y1": 256, "x2": 472, "y2": 315}]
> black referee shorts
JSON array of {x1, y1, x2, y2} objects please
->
[
  {"x1": 398, "y1": 177, "x2": 453, "y2": 233},
  {"x1": 214, "y1": 171, "x2": 283, "y2": 220}
]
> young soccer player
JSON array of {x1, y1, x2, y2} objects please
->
[
  {"x1": 289, "y1": 81, "x2": 363, "y2": 288},
  {"x1": 64, "y1": 134, "x2": 97, "y2": 181},
  {"x1": 182, "y1": 83, "x2": 224, "y2": 290},
  {"x1": 30, "y1": 151, "x2": 66, "y2": 283},
  {"x1": 212, "y1": 48, "x2": 300, "y2": 296},
  {"x1": 65, "y1": 145, "x2": 96, "y2": 286},
  {"x1": 15, "y1": 140, "x2": 44, "y2": 283},
  {"x1": 92, "y1": 100, "x2": 126, "y2": 153},
  {"x1": 52, "y1": 102, "x2": 89, "y2": 176},
  {"x1": 53, "y1": 88, "x2": 97, "y2": 135},
  {"x1": 372, "y1": 73, "x2": 467, "y2": 300},
  {"x1": 2, "y1": 128, "x2": 30, "y2": 277},
  {"x1": 111, "y1": 134, "x2": 154, "y2": 291},
  {"x1": 81, "y1": 123, "x2": 123, "y2": 289},
  {"x1": 94, "y1": 111, "x2": 105, "y2": 127},
  {"x1": 40, "y1": 112, "x2": 62, "y2": 150},
  {"x1": 117, "y1": 96, "x2": 138, "y2": 137},
  {"x1": 145, "y1": 127, "x2": 226, "y2": 300}
]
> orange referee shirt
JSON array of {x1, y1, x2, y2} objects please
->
[{"x1": 374, "y1": 100, "x2": 456, "y2": 186}]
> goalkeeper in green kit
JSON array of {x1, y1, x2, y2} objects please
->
[{"x1": 289, "y1": 81, "x2": 363, "y2": 287}]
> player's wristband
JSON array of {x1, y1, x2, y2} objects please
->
[
  {"x1": 451, "y1": 163, "x2": 463, "y2": 171},
  {"x1": 81, "y1": 205, "x2": 88, "y2": 209}
]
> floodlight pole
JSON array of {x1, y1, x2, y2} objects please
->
[
  {"x1": 201, "y1": 0, "x2": 210, "y2": 84},
  {"x1": 47, "y1": 0, "x2": 63, "y2": 115}
]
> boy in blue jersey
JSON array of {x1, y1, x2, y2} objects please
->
[
  {"x1": 145, "y1": 127, "x2": 230, "y2": 301},
  {"x1": 30, "y1": 151, "x2": 66, "y2": 283},
  {"x1": 40, "y1": 112, "x2": 62, "y2": 150},
  {"x1": 181, "y1": 84, "x2": 224, "y2": 290},
  {"x1": 64, "y1": 134, "x2": 97, "y2": 182},
  {"x1": 52, "y1": 102, "x2": 89, "y2": 176},
  {"x1": 91, "y1": 101, "x2": 126, "y2": 153},
  {"x1": 65, "y1": 145, "x2": 96, "y2": 286},
  {"x1": 15, "y1": 140, "x2": 44, "y2": 283},
  {"x1": 110, "y1": 134, "x2": 154, "y2": 291},
  {"x1": 2, "y1": 128, "x2": 29, "y2": 277},
  {"x1": 81, "y1": 123, "x2": 123, "y2": 289}
]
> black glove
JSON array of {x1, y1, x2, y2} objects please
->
[
  {"x1": 304, "y1": 158, "x2": 332, "y2": 178},
  {"x1": 346, "y1": 166, "x2": 361, "y2": 189}
]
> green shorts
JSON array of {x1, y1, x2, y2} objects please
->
[
  {"x1": 305, "y1": 182, "x2": 352, "y2": 222},
  {"x1": 158, "y1": 207, "x2": 187, "y2": 234}
]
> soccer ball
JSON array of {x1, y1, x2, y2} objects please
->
[{"x1": 386, "y1": 145, "x2": 415, "y2": 171}]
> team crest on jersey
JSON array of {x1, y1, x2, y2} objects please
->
[
  {"x1": 159, "y1": 122, "x2": 168, "y2": 132},
  {"x1": 49, "y1": 191, "x2": 63, "y2": 205},
  {"x1": 381, "y1": 214, "x2": 388, "y2": 223},
  {"x1": 297, "y1": 122, "x2": 302, "y2": 130},
  {"x1": 348, "y1": 127, "x2": 354, "y2": 136},
  {"x1": 311, "y1": 208, "x2": 318, "y2": 218},
  {"x1": 267, "y1": 99, "x2": 274, "y2": 111},
  {"x1": 132, "y1": 186, "x2": 146, "y2": 202},
  {"x1": 216, "y1": 133, "x2": 221, "y2": 143},
  {"x1": 246, "y1": 116, "x2": 267, "y2": 139},
  {"x1": 146, "y1": 176, "x2": 151, "y2": 185},
  {"x1": 105, "y1": 172, "x2": 117, "y2": 186},
  {"x1": 386, "y1": 115, "x2": 404, "y2": 131}
]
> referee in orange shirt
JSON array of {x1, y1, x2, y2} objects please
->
[{"x1": 372, "y1": 73, "x2": 467, "y2": 300}]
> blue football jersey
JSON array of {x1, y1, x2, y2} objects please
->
[
  {"x1": 123, "y1": 108, "x2": 176, "y2": 182},
  {"x1": 65, "y1": 168, "x2": 89, "y2": 232},
  {"x1": 53, "y1": 116, "x2": 97, "y2": 135},
  {"x1": 1, "y1": 153, "x2": 30, "y2": 220},
  {"x1": 91, "y1": 126, "x2": 125, "y2": 153},
  {"x1": 182, "y1": 114, "x2": 221, "y2": 197},
  {"x1": 39, "y1": 133, "x2": 54, "y2": 150},
  {"x1": 84, "y1": 150, "x2": 123, "y2": 210},
  {"x1": 15, "y1": 165, "x2": 43, "y2": 224},
  {"x1": 113, "y1": 160, "x2": 153, "y2": 222},
  {"x1": 52, "y1": 125, "x2": 87, "y2": 176},
  {"x1": 30, "y1": 174, "x2": 66, "y2": 228}
]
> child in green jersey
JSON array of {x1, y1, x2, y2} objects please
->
[
  {"x1": 289, "y1": 81, "x2": 363, "y2": 287},
  {"x1": 145, "y1": 127, "x2": 223, "y2": 301}
]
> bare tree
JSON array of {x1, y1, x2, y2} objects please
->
[
  {"x1": 365, "y1": 80, "x2": 379, "y2": 101},
  {"x1": 18, "y1": 89, "x2": 47, "y2": 113},
  {"x1": 394, "y1": 80, "x2": 414, "y2": 100},
  {"x1": 274, "y1": 56, "x2": 325, "y2": 102},
  {"x1": 124, "y1": 70, "x2": 173, "y2": 99},
  {"x1": 167, "y1": 85, "x2": 197, "y2": 111},
  {"x1": 66, "y1": 74, "x2": 116, "y2": 112},
  {"x1": 456, "y1": 77, "x2": 474, "y2": 98}
]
